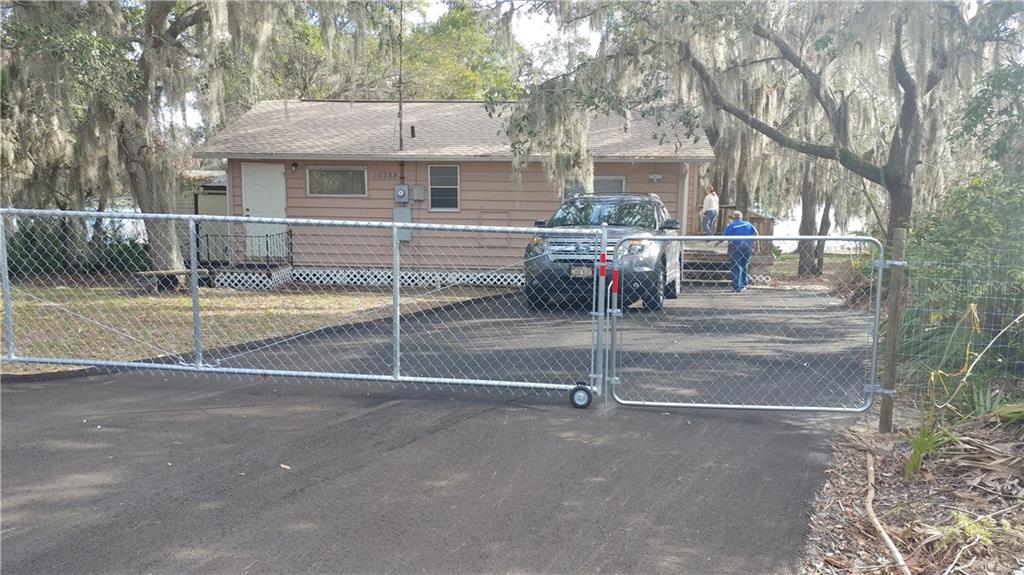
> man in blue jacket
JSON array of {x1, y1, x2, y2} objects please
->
[{"x1": 722, "y1": 210, "x2": 758, "y2": 293}]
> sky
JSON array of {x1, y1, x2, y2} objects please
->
[
  {"x1": 410, "y1": 1, "x2": 566, "y2": 55},
  {"x1": 410, "y1": 0, "x2": 599, "y2": 72}
]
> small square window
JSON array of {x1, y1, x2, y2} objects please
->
[{"x1": 594, "y1": 177, "x2": 626, "y2": 195}]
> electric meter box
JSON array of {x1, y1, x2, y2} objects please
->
[{"x1": 394, "y1": 183, "x2": 410, "y2": 204}]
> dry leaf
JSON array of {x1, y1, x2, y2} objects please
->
[{"x1": 823, "y1": 555, "x2": 849, "y2": 569}]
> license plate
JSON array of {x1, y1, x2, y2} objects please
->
[{"x1": 570, "y1": 266, "x2": 593, "y2": 279}]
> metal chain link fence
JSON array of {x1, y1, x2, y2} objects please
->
[
  {"x1": 0, "y1": 209, "x2": 604, "y2": 400},
  {"x1": 897, "y1": 247, "x2": 1024, "y2": 410},
  {"x1": 1, "y1": 209, "x2": 897, "y2": 412}
]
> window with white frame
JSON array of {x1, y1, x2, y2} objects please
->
[
  {"x1": 307, "y1": 166, "x2": 367, "y2": 196},
  {"x1": 594, "y1": 176, "x2": 626, "y2": 195},
  {"x1": 429, "y1": 165, "x2": 459, "y2": 210},
  {"x1": 562, "y1": 176, "x2": 627, "y2": 198}
]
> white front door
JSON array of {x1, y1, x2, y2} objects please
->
[{"x1": 241, "y1": 163, "x2": 287, "y2": 258}]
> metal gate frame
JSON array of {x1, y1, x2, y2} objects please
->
[
  {"x1": 602, "y1": 234, "x2": 887, "y2": 413},
  {"x1": 0, "y1": 208, "x2": 607, "y2": 405}
]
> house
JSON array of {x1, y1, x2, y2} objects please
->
[
  {"x1": 193, "y1": 100, "x2": 718, "y2": 288},
  {"x1": 176, "y1": 170, "x2": 230, "y2": 264}
]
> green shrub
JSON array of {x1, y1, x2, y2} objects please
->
[
  {"x1": 7, "y1": 219, "x2": 70, "y2": 275},
  {"x1": 84, "y1": 234, "x2": 151, "y2": 272},
  {"x1": 7, "y1": 217, "x2": 151, "y2": 275},
  {"x1": 901, "y1": 175, "x2": 1024, "y2": 385}
]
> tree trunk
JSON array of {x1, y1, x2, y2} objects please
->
[
  {"x1": 885, "y1": 175, "x2": 913, "y2": 236},
  {"x1": 814, "y1": 191, "x2": 833, "y2": 275},
  {"x1": 121, "y1": 3, "x2": 184, "y2": 288},
  {"x1": 124, "y1": 133, "x2": 183, "y2": 287},
  {"x1": 797, "y1": 161, "x2": 818, "y2": 277},
  {"x1": 709, "y1": 127, "x2": 734, "y2": 206},
  {"x1": 735, "y1": 129, "x2": 751, "y2": 217},
  {"x1": 55, "y1": 200, "x2": 88, "y2": 271}
]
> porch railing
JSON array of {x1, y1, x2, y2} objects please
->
[{"x1": 188, "y1": 227, "x2": 293, "y2": 268}]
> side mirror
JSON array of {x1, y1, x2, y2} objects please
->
[
  {"x1": 660, "y1": 219, "x2": 680, "y2": 231},
  {"x1": 534, "y1": 219, "x2": 547, "y2": 227}
]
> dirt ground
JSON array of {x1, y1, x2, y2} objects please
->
[{"x1": 798, "y1": 400, "x2": 1023, "y2": 574}]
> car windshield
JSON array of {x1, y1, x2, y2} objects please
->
[{"x1": 547, "y1": 200, "x2": 656, "y2": 228}]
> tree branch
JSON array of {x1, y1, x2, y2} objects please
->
[
  {"x1": 685, "y1": 46, "x2": 832, "y2": 158},
  {"x1": 923, "y1": 47, "x2": 949, "y2": 96},
  {"x1": 866, "y1": 454, "x2": 913, "y2": 575},
  {"x1": 166, "y1": 3, "x2": 208, "y2": 41},
  {"x1": 891, "y1": 15, "x2": 918, "y2": 104},
  {"x1": 752, "y1": 21, "x2": 846, "y2": 143},
  {"x1": 888, "y1": 14, "x2": 921, "y2": 171},
  {"x1": 722, "y1": 56, "x2": 787, "y2": 73},
  {"x1": 683, "y1": 43, "x2": 885, "y2": 185}
]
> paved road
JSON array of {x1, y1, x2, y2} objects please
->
[{"x1": 2, "y1": 373, "x2": 850, "y2": 574}]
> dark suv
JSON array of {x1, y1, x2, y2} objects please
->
[{"x1": 524, "y1": 194, "x2": 682, "y2": 310}]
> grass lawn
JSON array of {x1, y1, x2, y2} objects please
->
[{"x1": 1, "y1": 274, "x2": 508, "y2": 375}]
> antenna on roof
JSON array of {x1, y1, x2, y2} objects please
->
[{"x1": 398, "y1": 0, "x2": 404, "y2": 152}]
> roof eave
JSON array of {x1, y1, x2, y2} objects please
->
[{"x1": 193, "y1": 151, "x2": 715, "y2": 163}]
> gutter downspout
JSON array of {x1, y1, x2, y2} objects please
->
[{"x1": 679, "y1": 163, "x2": 690, "y2": 233}]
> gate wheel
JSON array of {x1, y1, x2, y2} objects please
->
[{"x1": 569, "y1": 385, "x2": 592, "y2": 409}]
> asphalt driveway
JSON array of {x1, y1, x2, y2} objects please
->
[
  {"x1": 205, "y1": 285, "x2": 873, "y2": 410},
  {"x1": 1, "y1": 284, "x2": 871, "y2": 573},
  {"x1": 1, "y1": 372, "x2": 850, "y2": 574}
]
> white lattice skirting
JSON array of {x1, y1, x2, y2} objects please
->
[
  {"x1": 293, "y1": 266, "x2": 524, "y2": 288},
  {"x1": 214, "y1": 267, "x2": 294, "y2": 290},
  {"x1": 212, "y1": 266, "x2": 524, "y2": 290}
]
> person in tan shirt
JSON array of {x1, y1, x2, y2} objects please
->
[{"x1": 700, "y1": 187, "x2": 719, "y2": 235}]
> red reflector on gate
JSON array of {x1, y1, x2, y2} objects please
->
[
  {"x1": 611, "y1": 269, "x2": 619, "y2": 294},
  {"x1": 599, "y1": 252, "x2": 606, "y2": 277}
]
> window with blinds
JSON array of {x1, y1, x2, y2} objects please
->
[{"x1": 429, "y1": 165, "x2": 460, "y2": 210}]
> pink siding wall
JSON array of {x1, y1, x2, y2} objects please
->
[{"x1": 227, "y1": 159, "x2": 703, "y2": 268}]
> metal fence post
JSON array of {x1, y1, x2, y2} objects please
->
[
  {"x1": 879, "y1": 227, "x2": 907, "y2": 433},
  {"x1": 392, "y1": 223, "x2": 401, "y2": 380},
  {"x1": 188, "y1": 219, "x2": 203, "y2": 367},
  {"x1": 596, "y1": 226, "x2": 608, "y2": 404},
  {"x1": 287, "y1": 228, "x2": 294, "y2": 266},
  {"x1": 0, "y1": 217, "x2": 15, "y2": 359},
  {"x1": 607, "y1": 257, "x2": 620, "y2": 409}
]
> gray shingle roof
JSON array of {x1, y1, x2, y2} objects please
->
[{"x1": 194, "y1": 100, "x2": 714, "y2": 162}]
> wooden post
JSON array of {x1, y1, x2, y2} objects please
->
[{"x1": 879, "y1": 227, "x2": 907, "y2": 433}]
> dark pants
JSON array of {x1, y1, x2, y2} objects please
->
[
  {"x1": 701, "y1": 210, "x2": 718, "y2": 235},
  {"x1": 729, "y1": 243, "x2": 752, "y2": 292}
]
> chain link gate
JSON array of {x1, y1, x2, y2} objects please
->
[
  {"x1": 604, "y1": 235, "x2": 885, "y2": 412},
  {"x1": 0, "y1": 209, "x2": 895, "y2": 412},
  {"x1": 0, "y1": 209, "x2": 606, "y2": 406}
]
